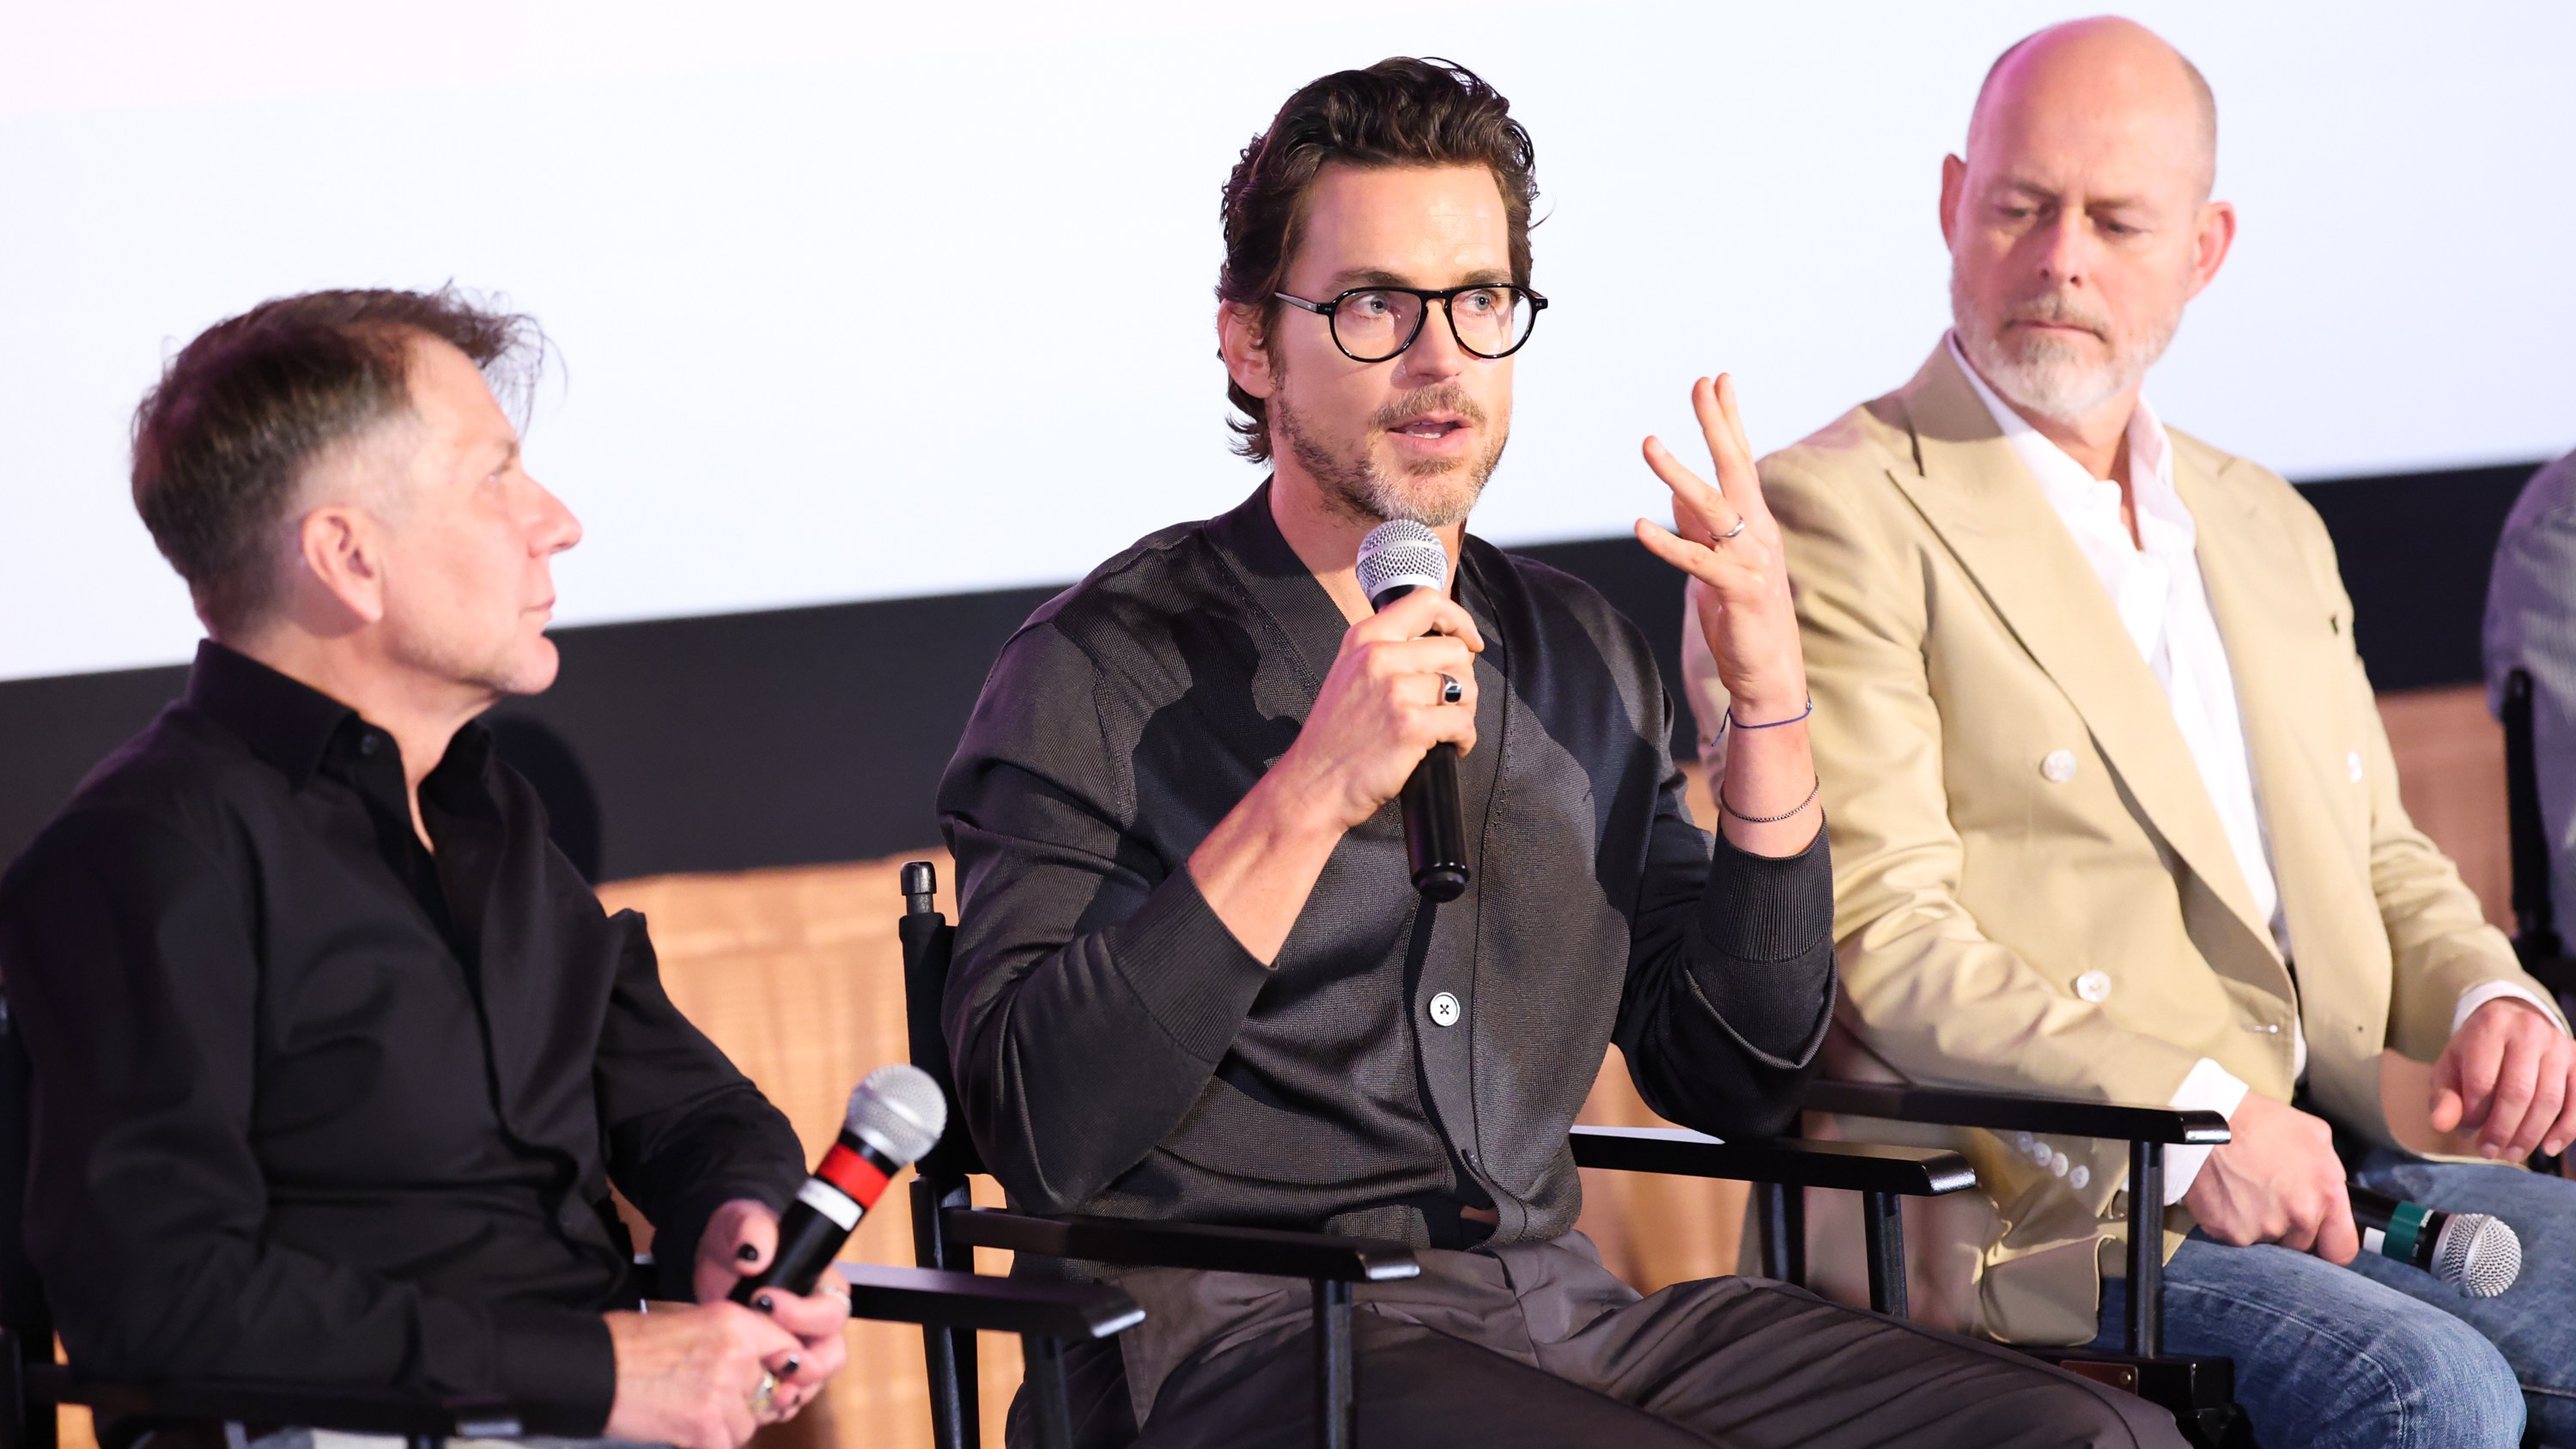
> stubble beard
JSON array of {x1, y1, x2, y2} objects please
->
[
  {"x1": 1950, "y1": 269, "x2": 2183, "y2": 426},
  {"x1": 1273, "y1": 382, "x2": 1510, "y2": 529}
]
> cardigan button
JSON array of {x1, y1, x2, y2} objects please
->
[
  {"x1": 2041, "y1": 750, "x2": 2078, "y2": 783},
  {"x1": 1427, "y1": 991, "x2": 1461, "y2": 1028},
  {"x1": 2075, "y1": 971, "x2": 2113, "y2": 1003}
]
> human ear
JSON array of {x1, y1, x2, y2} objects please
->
[
  {"x1": 1217, "y1": 301, "x2": 1277, "y2": 401},
  {"x1": 1938, "y1": 154, "x2": 1968, "y2": 253},
  {"x1": 2184, "y1": 198, "x2": 2238, "y2": 301},
  {"x1": 297, "y1": 506, "x2": 388, "y2": 626}
]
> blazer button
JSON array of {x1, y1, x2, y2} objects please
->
[
  {"x1": 2041, "y1": 750, "x2": 2079, "y2": 783},
  {"x1": 1427, "y1": 991, "x2": 1461, "y2": 1028},
  {"x1": 2074, "y1": 971, "x2": 2113, "y2": 1003}
]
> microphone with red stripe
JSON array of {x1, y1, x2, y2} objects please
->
[{"x1": 730, "y1": 1063, "x2": 948, "y2": 1301}]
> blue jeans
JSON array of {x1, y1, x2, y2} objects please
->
[{"x1": 2093, "y1": 1152, "x2": 2576, "y2": 1448}]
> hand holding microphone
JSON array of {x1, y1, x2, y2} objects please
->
[
  {"x1": 1356, "y1": 521, "x2": 1474, "y2": 900},
  {"x1": 1273, "y1": 542, "x2": 1483, "y2": 848},
  {"x1": 649, "y1": 1064, "x2": 945, "y2": 1440},
  {"x1": 727, "y1": 1062, "x2": 948, "y2": 1301}
]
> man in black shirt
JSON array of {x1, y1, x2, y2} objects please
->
[
  {"x1": 0, "y1": 289, "x2": 848, "y2": 1448},
  {"x1": 939, "y1": 60, "x2": 2180, "y2": 1448}
]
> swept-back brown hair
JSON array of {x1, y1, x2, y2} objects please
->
[
  {"x1": 1217, "y1": 58, "x2": 1539, "y2": 463},
  {"x1": 131, "y1": 287, "x2": 539, "y2": 636}
]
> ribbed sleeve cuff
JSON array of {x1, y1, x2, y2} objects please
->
[
  {"x1": 1698, "y1": 826, "x2": 1835, "y2": 962},
  {"x1": 1692, "y1": 828, "x2": 1837, "y2": 1060},
  {"x1": 1110, "y1": 868, "x2": 1273, "y2": 1063},
  {"x1": 489, "y1": 1300, "x2": 618, "y2": 1436}
]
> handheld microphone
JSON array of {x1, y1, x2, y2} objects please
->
[
  {"x1": 1355, "y1": 520, "x2": 1469, "y2": 903},
  {"x1": 2349, "y1": 1184, "x2": 2520, "y2": 1297},
  {"x1": 731, "y1": 1063, "x2": 948, "y2": 1302}
]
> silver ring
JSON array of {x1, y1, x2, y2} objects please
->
[
  {"x1": 1715, "y1": 516, "x2": 1748, "y2": 543},
  {"x1": 1439, "y1": 673, "x2": 1464, "y2": 705},
  {"x1": 753, "y1": 1370, "x2": 780, "y2": 1418}
]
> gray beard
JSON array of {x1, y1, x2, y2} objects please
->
[
  {"x1": 1273, "y1": 390, "x2": 1504, "y2": 529},
  {"x1": 1949, "y1": 271, "x2": 2178, "y2": 425}
]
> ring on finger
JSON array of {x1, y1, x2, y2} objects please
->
[
  {"x1": 1711, "y1": 515, "x2": 1747, "y2": 545},
  {"x1": 1438, "y1": 673, "x2": 1464, "y2": 705}
]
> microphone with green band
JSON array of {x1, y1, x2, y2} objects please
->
[{"x1": 2349, "y1": 1184, "x2": 2519, "y2": 1297}]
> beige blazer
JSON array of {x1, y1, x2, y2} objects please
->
[{"x1": 1680, "y1": 341, "x2": 2555, "y2": 1343}]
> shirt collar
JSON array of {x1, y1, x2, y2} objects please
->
[
  {"x1": 1945, "y1": 331, "x2": 2190, "y2": 547},
  {"x1": 185, "y1": 639, "x2": 367, "y2": 788},
  {"x1": 183, "y1": 639, "x2": 499, "y2": 807}
]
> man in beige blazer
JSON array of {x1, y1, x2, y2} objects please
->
[{"x1": 1680, "y1": 18, "x2": 2576, "y2": 1449}]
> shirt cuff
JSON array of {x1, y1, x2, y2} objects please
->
[
  {"x1": 2452, "y1": 981, "x2": 2567, "y2": 1038},
  {"x1": 488, "y1": 1300, "x2": 619, "y2": 1435},
  {"x1": 2162, "y1": 1057, "x2": 2251, "y2": 1205}
]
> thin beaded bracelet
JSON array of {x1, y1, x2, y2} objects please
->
[
  {"x1": 1718, "y1": 696, "x2": 1814, "y2": 737},
  {"x1": 1718, "y1": 775, "x2": 1822, "y2": 824}
]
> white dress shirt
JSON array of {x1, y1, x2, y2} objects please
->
[{"x1": 1949, "y1": 336, "x2": 2555, "y2": 1198}]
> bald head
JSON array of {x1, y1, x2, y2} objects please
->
[
  {"x1": 1971, "y1": 17, "x2": 2217, "y2": 199},
  {"x1": 1941, "y1": 15, "x2": 2237, "y2": 437}
]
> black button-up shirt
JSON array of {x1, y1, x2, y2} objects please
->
[
  {"x1": 938, "y1": 484, "x2": 1836, "y2": 1253},
  {"x1": 0, "y1": 643, "x2": 804, "y2": 1433}
]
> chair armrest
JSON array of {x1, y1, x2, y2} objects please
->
[
  {"x1": 1569, "y1": 1126, "x2": 1976, "y2": 1196},
  {"x1": 1803, "y1": 1081, "x2": 2229, "y2": 1146},
  {"x1": 943, "y1": 1209, "x2": 1420, "y2": 1283},
  {"x1": 836, "y1": 1262, "x2": 1144, "y2": 1340},
  {"x1": 31, "y1": 1363, "x2": 525, "y2": 1440}
]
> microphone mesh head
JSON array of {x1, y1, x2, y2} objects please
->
[
  {"x1": 2433, "y1": 1212, "x2": 2520, "y2": 1298},
  {"x1": 1355, "y1": 520, "x2": 1449, "y2": 604},
  {"x1": 844, "y1": 1063, "x2": 948, "y2": 1166}
]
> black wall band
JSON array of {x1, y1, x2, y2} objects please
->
[{"x1": 0, "y1": 460, "x2": 2540, "y2": 882}]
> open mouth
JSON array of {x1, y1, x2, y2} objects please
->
[{"x1": 1388, "y1": 414, "x2": 1468, "y2": 441}]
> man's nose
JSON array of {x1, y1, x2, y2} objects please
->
[
  {"x1": 529, "y1": 480, "x2": 583, "y2": 556},
  {"x1": 1397, "y1": 303, "x2": 1471, "y2": 385},
  {"x1": 2032, "y1": 210, "x2": 2094, "y2": 288}
]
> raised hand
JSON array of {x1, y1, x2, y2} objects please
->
[{"x1": 1635, "y1": 374, "x2": 1807, "y2": 721}]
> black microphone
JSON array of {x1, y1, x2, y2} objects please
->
[
  {"x1": 1355, "y1": 520, "x2": 1470, "y2": 903},
  {"x1": 732, "y1": 1063, "x2": 947, "y2": 1302},
  {"x1": 2349, "y1": 1184, "x2": 2520, "y2": 1297}
]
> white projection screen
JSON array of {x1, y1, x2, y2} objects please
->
[{"x1": 3, "y1": 0, "x2": 2571, "y2": 683}]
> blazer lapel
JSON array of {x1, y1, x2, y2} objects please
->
[
  {"x1": 1882, "y1": 344, "x2": 2279, "y2": 958},
  {"x1": 2179, "y1": 448, "x2": 2366, "y2": 959}
]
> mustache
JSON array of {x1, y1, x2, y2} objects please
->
[
  {"x1": 2001, "y1": 290, "x2": 2111, "y2": 339},
  {"x1": 1374, "y1": 384, "x2": 1489, "y2": 431}
]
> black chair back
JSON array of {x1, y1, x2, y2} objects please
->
[
  {"x1": 899, "y1": 862, "x2": 984, "y2": 1184},
  {"x1": 2505, "y1": 668, "x2": 2567, "y2": 966},
  {"x1": 898, "y1": 862, "x2": 990, "y2": 1449}
]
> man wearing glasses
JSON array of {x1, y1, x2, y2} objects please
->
[{"x1": 937, "y1": 58, "x2": 2177, "y2": 1449}]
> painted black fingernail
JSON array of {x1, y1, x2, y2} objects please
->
[
  {"x1": 782, "y1": 1356, "x2": 800, "y2": 1377},
  {"x1": 738, "y1": 1243, "x2": 761, "y2": 1262},
  {"x1": 755, "y1": 1293, "x2": 775, "y2": 1312}
]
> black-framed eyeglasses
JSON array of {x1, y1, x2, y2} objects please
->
[{"x1": 1274, "y1": 283, "x2": 1548, "y2": 363}]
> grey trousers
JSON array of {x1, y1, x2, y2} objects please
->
[{"x1": 1018, "y1": 1233, "x2": 2183, "y2": 1449}]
